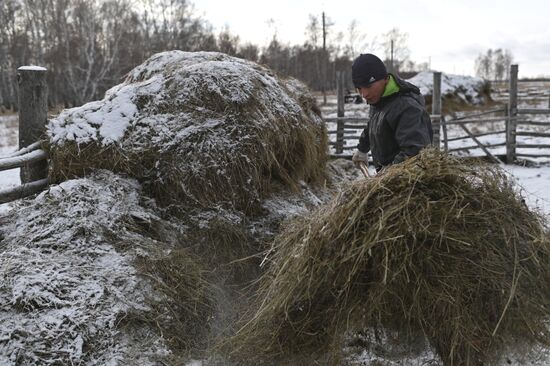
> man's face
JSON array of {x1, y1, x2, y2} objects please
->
[{"x1": 357, "y1": 77, "x2": 388, "y2": 105}]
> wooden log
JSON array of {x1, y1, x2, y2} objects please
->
[
  {"x1": 432, "y1": 72, "x2": 442, "y2": 149},
  {"x1": 336, "y1": 71, "x2": 345, "y2": 154},
  {"x1": 516, "y1": 120, "x2": 550, "y2": 126},
  {"x1": 323, "y1": 117, "x2": 366, "y2": 123},
  {"x1": 0, "y1": 149, "x2": 48, "y2": 172},
  {"x1": 442, "y1": 116, "x2": 449, "y2": 151},
  {"x1": 516, "y1": 154, "x2": 550, "y2": 158},
  {"x1": 446, "y1": 130, "x2": 506, "y2": 142},
  {"x1": 0, "y1": 178, "x2": 49, "y2": 204},
  {"x1": 445, "y1": 108, "x2": 506, "y2": 122},
  {"x1": 2, "y1": 140, "x2": 43, "y2": 158},
  {"x1": 514, "y1": 131, "x2": 550, "y2": 138},
  {"x1": 515, "y1": 144, "x2": 550, "y2": 149},
  {"x1": 506, "y1": 65, "x2": 518, "y2": 163},
  {"x1": 517, "y1": 108, "x2": 550, "y2": 115},
  {"x1": 17, "y1": 66, "x2": 48, "y2": 183},
  {"x1": 448, "y1": 142, "x2": 507, "y2": 152},
  {"x1": 327, "y1": 130, "x2": 359, "y2": 135},
  {"x1": 342, "y1": 124, "x2": 368, "y2": 129},
  {"x1": 443, "y1": 117, "x2": 507, "y2": 125}
]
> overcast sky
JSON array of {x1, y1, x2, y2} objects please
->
[{"x1": 192, "y1": 0, "x2": 550, "y2": 78}]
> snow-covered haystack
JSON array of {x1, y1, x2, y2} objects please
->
[
  {"x1": 230, "y1": 150, "x2": 550, "y2": 365},
  {"x1": 0, "y1": 171, "x2": 214, "y2": 365},
  {"x1": 47, "y1": 51, "x2": 327, "y2": 213},
  {"x1": 407, "y1": 71, "x2": 491, "y2": 109}
]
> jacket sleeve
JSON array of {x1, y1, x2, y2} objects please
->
[
  {"x1": 357, "y1": 127, "x2": 370, "y2": 153},
  {"x1": 390, "y1": 105, "x2": 432, "y2": 164}
]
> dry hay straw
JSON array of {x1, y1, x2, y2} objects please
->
[
  {"x1": 134, "y1": 248, "x2": 215, "y2": 358},
  {"x1": 230, "y1": 149, "x2": 550, "y2": 365},
  {"x1": 47, "y1": 52, "x2": 327, "y2": 214}
]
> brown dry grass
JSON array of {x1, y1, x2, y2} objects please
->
[{"x1": 229, "y1": 149, "x2": 550, "y2": 365}]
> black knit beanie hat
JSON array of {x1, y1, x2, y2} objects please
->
[{"x1": 352, "y1": 53, "x2": 388, "y2": 88}]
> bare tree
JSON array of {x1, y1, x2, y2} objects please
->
[
  {"x1": 493, "y1": 49, "x2": 506, "y2": 82},
  {"x1": 305, "y1": 14, "x2": 322, "y2": 48},
  {"x1": 475, "y1": 48, "x2": 512, "y2": 81},
  {"x1": 345, "y1": 20, "x2": 367, "y2": 59},
  {"x1": 238, "y1": 43, "x2": 259, "y2": 62},
  {"x1": 381, "y1": 27, "x2": 410, "y2": 73},
  {"x1": 217, "y1": 26, "x2": 239, "y2": 56}
]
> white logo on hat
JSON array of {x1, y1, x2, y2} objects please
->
[{"x1": 369, "y1": 76, "x2": 376, "y2": 83}]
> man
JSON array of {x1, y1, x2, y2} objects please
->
[{"x1": 351, "y1": 53, "x2": 433, "y2": 171}]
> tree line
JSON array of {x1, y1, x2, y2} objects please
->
[
  {"x1": 474, "y1": 48, "x2": 514, "y2": 82},
  {"x1": 0, "y1": 0, "x2": 424, "y2": 111}
]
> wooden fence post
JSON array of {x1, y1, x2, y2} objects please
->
[
  {"x1": 432, "y1": 71, "x2": 442, "y2": 149},
  {"x1": 506, "y1": 64, "x2": 518, "y2": 164},
  {"x1": 336, "y1": 70, "x2": 345, "y2": 154},
  {"x1": 17, "y1": 66, "x2": 48, "y2": 183}
]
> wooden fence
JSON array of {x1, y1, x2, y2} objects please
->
[
  {"x1": 1, "y1": 64, "x2": 549, "y2": 203},
  {"x1": 0, "y1": 67, "x2": 49, "y2": 203},
  {"x1": 328, "y1": 65, "x2": 550, "y2": 164}
]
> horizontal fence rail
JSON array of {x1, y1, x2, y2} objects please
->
[
  {"x1": 0, "y1": 143, "x2": 49, "y2": 204},
  {"x1": 0, "y1": 149, "x2": 48, "y2": 172},
  {"x1": 0, "y1": 178, "x2": 49, "y2": 204},
  {"x1": 0, "y1": 67, "x2": 51, "y2": 205}
]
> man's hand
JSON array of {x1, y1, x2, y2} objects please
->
[{"x1": 352, "y1": 150, "x2": 368, "y2": 168}]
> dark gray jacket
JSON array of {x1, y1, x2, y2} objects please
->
[{"x1": 357, "y1": 75, "x2": 433, "y2": 169}]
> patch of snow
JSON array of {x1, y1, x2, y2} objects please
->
[
  {"x1": 503, "y1": 164, "x2": 550, "y2": 215},
  {"x1": 48, "y1": 51, "x2": 317, "y2": 148},
  {"x1": 408, "y1": 71, "x2": 488, "y2": 104},
  {"x1": 17, "y1": 66, "x2": 47, "y2": 72}
]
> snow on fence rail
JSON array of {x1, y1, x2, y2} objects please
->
[
  {"x1": 0, "y1": 67, "x2": 50, "y2": 204},
  {"x1": 328, "y1": 65, "x2": 550, "y2": 164}
]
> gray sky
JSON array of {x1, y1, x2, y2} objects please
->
[{"x1": 193, "y1": 0, "x2": 550, "y2": 78}]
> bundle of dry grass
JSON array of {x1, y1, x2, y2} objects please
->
[
  {"x1": 231, "y1": 149, "x2": 550, "y2": 365},
  {"x1": 134, "y1": 249, "x2": 215, "y2": 357},
  {"x1": 47, "y1": 51, "x2": 327, "y2": 213}
]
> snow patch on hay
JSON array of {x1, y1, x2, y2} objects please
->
[{"x1": 48, "y1": 51, "x2": 320, "y2": 146}]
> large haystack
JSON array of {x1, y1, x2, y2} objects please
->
[
  {"x1": 47, "y1": 51, "x2": 327, "y2": 213},
  {"x1": 231, "y1": 149, "x2": 550, "y2": 365}
]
